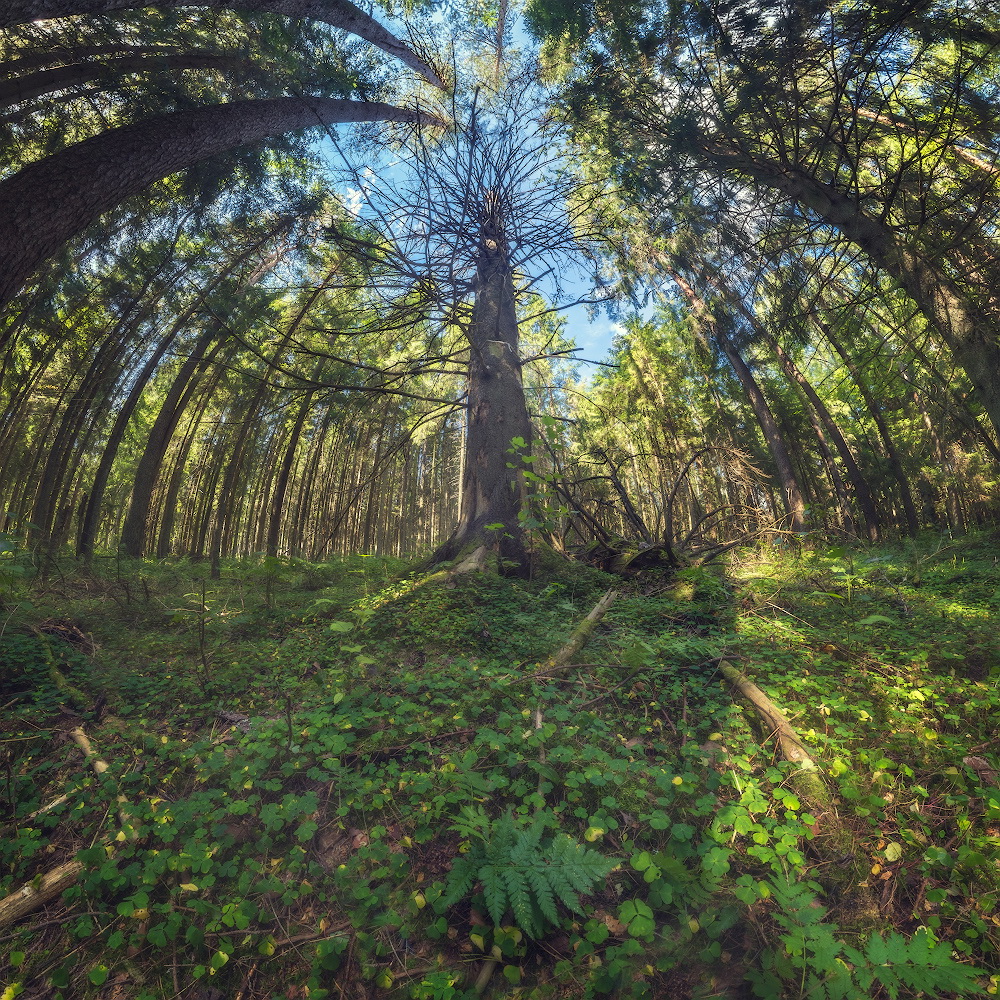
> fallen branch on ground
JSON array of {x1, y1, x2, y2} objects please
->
[
  {"x1": 0, "y1": 725, "x2": 133, "y2": 929},
  {"x1": 717, "y1": 658, "x2": 880, "y2": 922},
  {"x1": 537, "y1": 589, "x2": 619, "y2": 678}
]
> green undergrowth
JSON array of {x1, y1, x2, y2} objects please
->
[{"x1": 0, "y1": 534, "x2": 997, "y2": 999}]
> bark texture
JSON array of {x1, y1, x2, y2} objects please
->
[
  {"x1": 0, "y1": 50, "x2": 245, "y2": 108},
  {"x1": 0, "y1": 97, "x2": 431, "y2": 310},
  {"x1": 0, "y1": 0, "x2": 443, "y2": 87},
  {"x1": 429, "y1": 208, "x2": 534, "y2": 574}
]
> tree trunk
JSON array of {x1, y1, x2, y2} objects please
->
[
  {"x1": 0, "y1": 96, "x2": 431, "y2": 310},
  {"x1": 0, "y1": 0, "x2": 442, "y2": 87},
  {"x1": 819, "y1": 316, "x2": 921, "y2": 535},
  {"x1": 428, "y1": 210, "x2": 533, "y2": 575},
  {"x1": 670, "y1": 271, "x2": 808, "y2": 534},
  {"x1": 701, "y1": 147, "x2": 1000, "y2": 445},
  {"x1": 266, "y1": 391, "x2": 313, "y2": 557},
  {"x1": 120, "y1": 327, "x2": 222, "y2": 557},
  {"x1": 0, "y1": 50, "x2": 245, "y2": 108},
  {"x1": 760, "y1": 331, "x2": 881, "y2": 541}
]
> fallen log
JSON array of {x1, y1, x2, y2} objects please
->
[
  {"x1": 716, "y1": 659, "x2": 829, "y2": 809},
  {"x1": 717, "y1": 658, "x2": 879, "y2": 922},
  {"x1": 538, "y1": 588, "x2": 619, "y2": 677},
  {"x1": 0, "y1": 725, "x2": 132, "y2": 930},
  {"x1": 0, "y1": 859, "x2": 83, "y2": 929}
]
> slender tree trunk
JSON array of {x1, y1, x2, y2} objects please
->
[
  {"x1": 701, "y1": 147, "x2": 1000, "y2": 443},
  {"x1": 671, "y1": 272, "x2": 808, "y2": 534},
  {"x1": 154, "y1": 383, "x2": 217, "y2": 557},
  {"x1": 820, "y1": 317, "x2": 921, "y2": 535},
  {"x1": 760, "y1": 332, "x2": 881, "y2": 541},
  {"x1": 0, "y1": 51, "x2": 245, "y2": 108},
  {"x1": 691, "y1": 257, "x2": 883, "y2": 541},
  {"x1": 120, "y1": 327, "x2": 222, "y2": 556},
  {"x1": 266, "y1": 392, "x2": 313, "y2": 557}
]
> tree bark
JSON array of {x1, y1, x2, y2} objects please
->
[
  {"x1": 428, "y1": 209, "x2": 533, "y2": 575},
  {"x1": 699, "y1": 146, "x2": 1000, "y2": 445},
  {"x1": 0, "y1": 0, "x2": 443, "y2": 87},
  {"x1": 0, "y1": 96, "x2": 432, "y2": 310},
  {"x1": 0, "y1": 50, "x2": 245, "y2": 108}
]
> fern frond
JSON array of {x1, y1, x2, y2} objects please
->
[
  {"x1": 502, "y1": 865, "x2": 538, "y2": 937},
  {"x1": 443, "y1": 853, "x2": 482, "y2": 906},
  {"x1": 442, "y1": 811, "x2": 616, "y2": 940},
  {"x1": 481, "y1": 865, "x2": 508, "y2": 929},
  {"x1": 533, "y1": 869, "x2": 561, "y2": 928}
]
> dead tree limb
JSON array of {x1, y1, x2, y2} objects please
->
[
  {"x1": 717, "y1": 658, "x2": 880, "y2": 922},
  {"x1": 717, "y1": 659, "x2": 829, "y2": 807},
  {"x1": 538, "y1": 589, "x2": 618, "y2": 677},
  {"x1": 0, "y1": 725, "x2": 132, "y2": 929},
  {"x1": 0, "y1": 859, "x2": 84, "y2": 929}
]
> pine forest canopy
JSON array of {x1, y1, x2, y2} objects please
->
[{"x1": 1, "y1": 0, "x2": 1000, "y2": 574}]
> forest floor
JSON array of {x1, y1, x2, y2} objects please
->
[{"x1": 1, "y1": 532, "x2": 998, "y2": 999}]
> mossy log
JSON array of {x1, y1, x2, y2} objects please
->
[{"x1": 539, "y1": 588, "x2": 619, "y2": 675}]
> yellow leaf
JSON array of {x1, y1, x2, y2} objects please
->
[
  {"x1": 584, "y1": 826, "x2": 605, "y2": 842},
  {"x1": 672, "y1": 776, "x2": 683, "y2": 786},
  {"x1": 179, "y1": 883, "x2": 198, "y2": 892},
  {"x1": 412, "y1": 891, "x2": 426, "y2": 909}
]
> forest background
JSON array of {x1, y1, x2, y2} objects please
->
[{"x1": 1, "y1": 0, "x2": 999, "y2": 998}]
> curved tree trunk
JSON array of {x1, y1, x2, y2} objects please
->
[
  {"x1": 120, "y1": 326, "x2": 223, "y2": 557},
  {"x1": 760, "y1": 331, "x2": 881, "y2": 541},
  {"x1": 266, "y1": 391, "x2": 313, "y2": 557},
  {"x1": 700, "y1": 146, "x2": 1000, "y2": 444},
  {"x1": 76, "y1": 220, "x2": 288, "y2": 558},
  {"x1": 0, "y1": 0, "x2": 442, "y2": 87},
  {"x1": 0, "y1": 50, "x2": 245, "y2": 108},
  {"x1": 819, "y1": 316, "x2": 921, "y2": 535},
  {"x1": 688, "y1": 256, "x2": 883, "y2": 541},
  {"x1": 0, "y1": 96, "x2": 433, "y2": 310}
]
